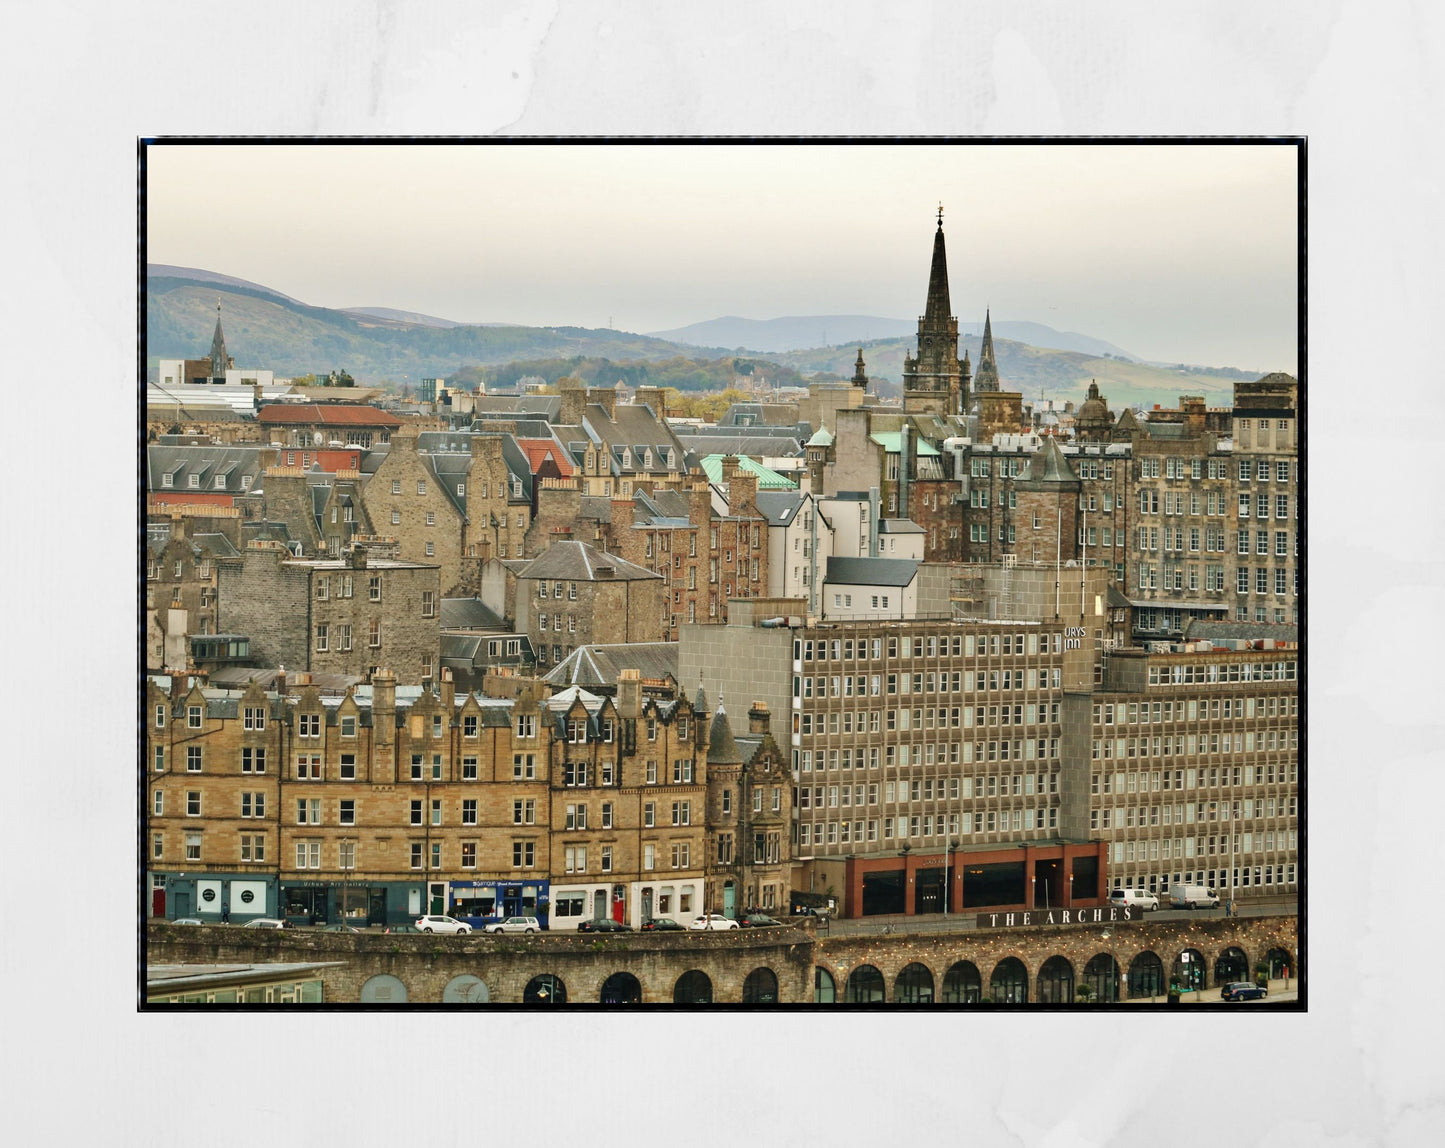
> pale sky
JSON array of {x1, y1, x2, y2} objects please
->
[{"x1": 146, "y1": 142, "x2": 1298, "y2": 373}]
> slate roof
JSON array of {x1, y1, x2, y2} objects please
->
[
  {"x1": 439, "y1": 597, "x2": 505, "y2": 630},
  {"x1": 707, "y1": 704, "x2": 741, "y2": 764},
  {"x1": 1182, "y1": 619, "x2": 1299, "y2": 643},
  {"x1": 147, "y1": 445, "x2": 271, "y2": 495},
  {"x1": 673, "y1": 431, "x2": 805, "y2": 459},
  {"x1": 879, "y1": 518, "x2": 924, "y2": 534},
  {"x1": 473, "y1": 395, "x2": 561, "y2": 420},
  {"x1": 543, "y1": 642, "x2": 680, "y2": 689},
  {"x1": 753, "y1": 490, "x2": 805, "y2": 526},
  {"x1": 519, "y1": 541, "x2": 661, "y2": 583},
  {"x1": 824, "y1": 556, "x2": 919, "y2": 587},
  {"x1": 1022, "y1": 437, "x2": 1079, "y2": 484}
]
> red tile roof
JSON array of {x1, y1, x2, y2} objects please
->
[
  {"x1": 519, "y1": 439, "x2": 574, "y2": 476},
  {"x1": 258, "y1": 404, "x2": 402, "y2": 427}
]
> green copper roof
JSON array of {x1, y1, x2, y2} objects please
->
[
  {"x1": 699, "y1": 455, "x2": 797, "y2": 490},
  {"x1": 869, "y1": 432, "x2": 940, "y2": 456}
]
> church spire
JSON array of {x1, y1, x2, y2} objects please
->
[
  {"x1": 209, "y1": 301, "x2": 229, "y2": 380},
  {"x1": 973, "y1": 307, "x2": 1000, "y2": 392},
  {"x1": 852, "y1": 348, "x2": 868, "y2": 388},
  {"x1": 923, "y1": 206, "x2": 952, "y2": 325}
]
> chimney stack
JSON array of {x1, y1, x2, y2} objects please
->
[
  {"x1": 748, "y1": 700, "x2": 771, "y2": 735},
  {"x1": 371, "y1": 667, "x2": 397, "y2": 784},
  {"x1": 617, "y1": 668, "x2": 642, "y2": 720},
  {"x1": 440, "y1": 666, "x2": 456, "y2": 712}
]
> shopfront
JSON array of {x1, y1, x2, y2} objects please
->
[
  {"x1": 159, "y1": 873, "x2": 277, "y2": 922},
  {"x1": 449, "y1": 879, "x2": 549, "y2": 927},
  {"x1": 842, "y1": 840, "x2": 1109, "y2": 919}
]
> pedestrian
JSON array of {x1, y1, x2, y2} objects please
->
[{"x1": 221, "y1": 901, "x2": 230, "y2": 924}]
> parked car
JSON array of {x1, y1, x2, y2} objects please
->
[
  {"x1": 1169, "y1": 884, "x2": 1221, "y2": 910},
  {"x1": 242, "y1": 918, "x2": 287, "y2": 929},
  {"x1": 640, "y1": 917, "x2": 685, "y2": 932},
  {"x1": 576, "y1": 918, "x2": 631, "y2": 933},
  {"x1": 688, "y1": 913, "x2": 739, "y2": 931},
  {"x1": 1220, "y1": 981, "x2": 1268, "y2": 1001},
  {"x1": 321, "y1": 924, "x2": 362, "y2": 933},
  {"x1": 171, "y1": 918, "x2": 204, "y2": 926},
  {"x1": 485, "y1": 915, "x2": 542, "y2": 934},
  {"x1": 416, "y1": 914, "x2": 473, "y2": 935},
  {"x1": 383, "y1": 924, "x2": 422, "y2": 934},
  {"x1": 1108, "y1": 888, "x2": 1160, "y2": 911},
  {"x1": 738, "y1": 913, "x2": 784, "y2": 928}
]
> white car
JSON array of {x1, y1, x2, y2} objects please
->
[
  {"x1": 242, "y1": 917, "x2": 287, "y2": 929},
  {"x1": 485, "y1": 915, "x2": 542, "y2": 934},
  {"x1": 688, "y1": 913, "x2": 739, "y2": 931},
  {"x1": 416, "y1": 915, "x2": 472, "y2": 935}
]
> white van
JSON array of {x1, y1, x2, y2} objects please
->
[
  {"x1": 1169, "y1": 884, "x2": 1220, "y2": 910},
  {"x1": 1108, "y1": 887, "x2": 1159, "y2": 911}
]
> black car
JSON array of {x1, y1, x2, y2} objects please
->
[
  {"x1": 577, "y1": 918, "x2": 633, "y2": 933},
  {"x1": 1220, "y1": 981, "x2": 1268, "y2": 1001},
  {"x1": 640, "y1": 917, "x2": 685, "y2": 931},
  {"x1": 738, "y1": 913, "x2": 784, "y2": 928}
]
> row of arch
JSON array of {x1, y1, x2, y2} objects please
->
[
  {"x1": 823, "y1": 945, "x2": 1293, "y2": 1004},
  {"x1": 357, "y1": 946, "x2": 1290, "y2": 1003},
  {"x1": 359, "y1": 967, "x2": 779, "y2": 1005}
]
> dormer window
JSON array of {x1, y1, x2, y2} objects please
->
[
  {"x1": 188, "y1": 474, "x2": 199, "y2": 488},
  {"x1": 161, "y1": 473, "x2": 173, "y2": 488}
]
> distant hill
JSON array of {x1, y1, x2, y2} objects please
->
[
  {"x1": 146, "y1": 265, "x2": 1258, "y2": 407},
  {"x1": 649, "y1": 313, "x2": 1138, "y2": 360},
  {"x1": 777, "y1": 336, "x2": 1248, "y2": 411},
  {"x1": 340, "y1": 306, "x2": 468, "y2": 329}
]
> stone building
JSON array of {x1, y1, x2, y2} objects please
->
[
  {"x1": 145, "y1": 666, "x2": 713, "y2": 930},
  {"x1": 146, "y1": 513, "x2": 240, "y2": 669},
  {"x1": 215, "y1": 541, "x2": 441, "y2": 682},
  {"x1": 513, "y1": 541, "x2": 666, "y2": 669},
  {"x1": 704, "y1": 698, "x2": 794, "y2": 915}
]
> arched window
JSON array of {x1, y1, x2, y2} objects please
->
[
  {"x1": 1173, "y1": 948, "x2": 1206, "y2": 992},
  {"x1": 674, "y1": 970, "x2": 713, "y2": 1004},
  {"x1": 742, "y1": 967, "x2": 778, "y2": 1004},
  {"x1": 1083, "y1": 953, "x2": 1120, "y2": 1002},
  {"x1": 359, "y1": 974, "x2": 407, "y2": 1004},
  {"x1": 1037, "y1": 956, "x2": 1075, "y2": 1004},
  {"x1": 600, "y1": 972, "x2": 642, "y2": 1004},
  {"x1": 523, "y1": 974, "x2": 567, "y2": 1004},
  {"x1": 989, "y1": 957, "x2": 1029, "y2": 1004},
  {"x1": 895, "y1": 963, "x2": 935, "y2": 1004},
  {"x1": 814, "y1": 967, "x2": 836, "y2": 1003},
  {"x1": 1128, "y1": 952, "x2": 1164, "y2": 999},
  {"x1": 441, "y1": 975, "x2": 489, "y2": 1004},
  {"x1": 845, "y1": 964, "x2": 885, "y2": 1003},
  {"x1": 941, "y1": 961, "x2": 982, "y2": 1003},
  {"x1": 1214, "y1": 946, "x2": 1249, "y2": 987},
  {"x1": 1265, "y1": 947, "x2": 1293, "y2": 980}
]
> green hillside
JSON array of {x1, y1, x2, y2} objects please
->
[
  {"x1": 148, "y1": 275, "x2": 1255, "y2": 409},
  {"x1": 146, "y1": 279, "x2": 736, "y2": 385}
]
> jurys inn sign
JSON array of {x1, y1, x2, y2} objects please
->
[{"x1": 975, "y1": 905, "x2": 1140, "y2": 929}]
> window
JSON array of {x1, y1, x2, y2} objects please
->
[
  {"x1": 462, "y1": 755, "x2": 478, "y2": 780},
  {"x1": 186, "y1": 791, "x2": 201, "y2": 816},
  {"x1": 644, "y1": 843, "x2": 656, "y2": 870},
  {"x1": 187, "y1": 705, "x2": 202, "y2": 730},
  {"x1": 512, "y1": 841, "x2": 535, "y2": 868},
  {"x1": 185, "y1": 833, "x2": 201, "y2": 861},
  {"x1": 241, "y1": 747, "x2": 266, "y2": 774},
  {"x1": 299, "y1": 713, "x2": 320, "y2": 738},
  {"x1": 515, "y1": 714, "x2": 536, "y2": 738},
  {"x1": 314, "y1": 623, "x2": 329, "y2": 652},
  {"x1": 513, "y1": 753, "x2": 536, "y2": 780},
  {"x1": 671, "y1": 842, "x2": 690, "y2": 869},
  {"x1": 186, "y1": 746, "x2": 202, "y2": 773},
  {"x1": 601, "y1": 845, "x2": 613, "y2": 873},
  {"x1": 672, "y1": 801, "x2": 691, "y2": 826},
  {"x1": 512, "y1": 798, "x2": 535, "y2": 825},
  {"x1": 153, "y1": 745, "x2": 165, "y2": 773},
  {"x1": 368, "y1": 619, "x2": 381, "y2": 648},
  {"x1": 153, "y1": 789, "x2": 164, "y2": 816},
  {"x1": 391, "y1": 509, "x2": 401, "y2": 525},
  {"x1": 421, "y1": 590, "x2": 435, "y2": 617},
  {"x1": 417, "y1": 480, "x2": 427, "y2": 495},
  {"x1": 392, "y1": 479, "x2": 402, "y2": 494},
  {"x1": 338, "y1": 840, "x2": 355, "y2": 870},
  {"x1": 410, "y1": 843, "x2": 424, "y2": 870},
  {"x1": 644, "y1": 802, "x2": 656, "y2": 828},
  {"x1": 339, "y1": 799, "x2": 355, "y2": 825},
  {"x1": 369, "y1": 575, "x2": 382, "y2": 602},
  {"x1": 461, "y1": 842, "x2": 476, "y2": 869}
]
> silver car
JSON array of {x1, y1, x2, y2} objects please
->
[
  {"x1": 416, "y1": 914, "x2": 472, "y2": 935},
  {"x1": 486, "y1": 915, "x2": 542, "y2": 934}
]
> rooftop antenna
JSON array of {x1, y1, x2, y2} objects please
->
[{"x1": 938, "y1": 201, "x2": 944, "y2": 227}]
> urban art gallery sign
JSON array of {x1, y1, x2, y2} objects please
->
[{"x1": 975, "y1": 905, "x2": 1140, "y2": 930}]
